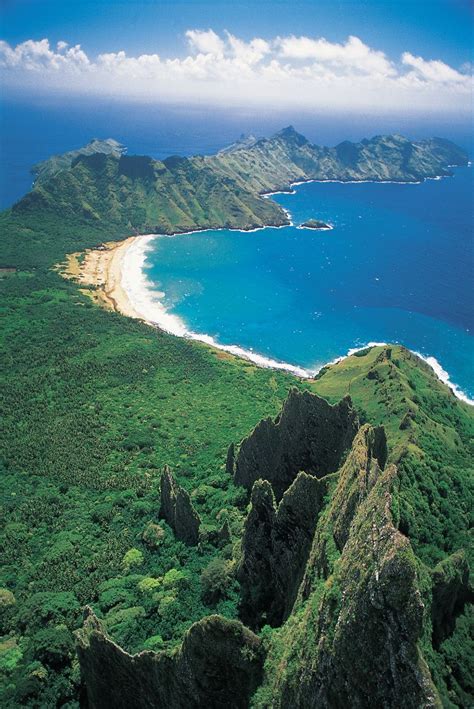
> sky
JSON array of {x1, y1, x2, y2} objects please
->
[{"x1": 1, "y1": 0, "x2": 473, "y2": 116}]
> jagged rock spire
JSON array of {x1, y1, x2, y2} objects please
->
[
  {"x1": 234, "y1": 389, "x2": 358, "y2": 500},
  {"x1": 159, "y1": 465, "x2": 200, "y2": 546}
]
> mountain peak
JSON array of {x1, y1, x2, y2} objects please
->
[
  {"x1": 31, "y1": 137, "x2": 126, "y2": 185},
  {"x1": 218, "y1": 133, "x2": 259, "y2": 155},
  {"x1": 274, "y1": 125, "x2": 309, "y2": 146}
]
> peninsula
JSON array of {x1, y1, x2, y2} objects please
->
[{"x1": 5, "y1": 127, "x2": 467, "y2": 270}]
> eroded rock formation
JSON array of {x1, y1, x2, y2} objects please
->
[
  {"x1": 431, "y1": 550, "x2": 474, "y2": 648},
  {"x1": 238, "y1": 472, "x2": 328, "y2": 629},
  {"x1": 233, "y1": 389, "x2": 358, "y2": 500},
  {"x1": 263, "y1": 464, "x2": 441, "y2": 708},
  {"x1": 76, "y1": 392, "x2": 472, "y2": 708},
  {"x1": 76, "y1": 608, "x2": 263, "y2": 709},
  {"x1": 159, "y1": 466, "x2": 200, "y2": 546}
]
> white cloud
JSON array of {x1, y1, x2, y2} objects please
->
[
  {"x1": 278, "y1": 35, "x2": 396, "y2": 76},
  {"x1": 186, "y1": 29, "x2": 225, "y2": 56},
  {"x1": 402, "y1": 52, "x2": 469, "y2": 84},
  {"x1": 0, "y1": 32, "x2": 471, "y2": 114}
]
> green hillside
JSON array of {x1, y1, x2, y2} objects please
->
[{"x1": 2, "y1": 127, "x2": 466, "y2": 270}]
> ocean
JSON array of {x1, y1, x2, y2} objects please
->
[{"x1": 129, "y1": 168, "x2": 474, "y2": 401}]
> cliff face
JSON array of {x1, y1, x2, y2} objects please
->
[
  {"x1": 299, "y1": 423, "x2": 388, "y2": 584},
  {"x1": 232, "y1": 389, "x2": 358, "y2": 500},
  {"x1": 159, "y1": 466, "x2": 201, "y2": 546},
  {"x1": 76, "y1": 609, "x2": 263, "y2": 709},
  {"x1": 238, "y1": 472, "x2": 329, "y2": 629},
  {"x1": 258, "y1": 462, "x2": 440, "y2": 709}
]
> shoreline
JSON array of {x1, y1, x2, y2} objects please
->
[
  {"x1": 60, "y1": 237, "x2": 146, "y2": 320},
  {"x1": 62, "y1": 167, "x2": 473, "y2": 406},
  {"x1": 65, "y1": 232, "x2": 474, "y2": 405}
]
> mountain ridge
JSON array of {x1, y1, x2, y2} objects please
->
[{"x1": 5, "y1": 127, "x2": 467, "y2": 269}]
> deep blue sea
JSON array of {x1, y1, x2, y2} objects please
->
[{"x1": 142, "y1": 169, "x2": 474, "y2": 400}]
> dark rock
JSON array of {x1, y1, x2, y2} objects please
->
[
  {"x1": 234, "y1": 389, "x2": 358, "y2": 501},
  {"x1": 431, "y1": 550, "x2": 474, "y2": 648},
  {"x1": 76, "y1": 608, "x2": 263, "y2": 709},
  {"x1": 217, "y1": 519, "x2": 232, "y2": 546},
  {"x1": 225, "y1": 442, "x2": 235, "y2": 476},
  {"x1": 159, "y1": 466, "x2": 200, "y2": 546},
  {"x1": 299, "y1": 219, "x2": 332, "y2": 230},
  {"x1": 238, "y1": 472, "x2": 328, "y2": 629},
  {"x1": 300, "y1": 424, "x2": 387, "y2": 595},
  {"x1": 329, "y1": 424, "x2": 387, "y2": 551},
  {"x1": 237, "y1": 480, "x2": 276, "y2": 628}
]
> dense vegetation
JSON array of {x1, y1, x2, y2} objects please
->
[
  {"x1": 1, "y1": 263, "x2": 302, "y2": 706},
  {"x1": 1, "y1": 131, "x2": 472, "y2": 707}
]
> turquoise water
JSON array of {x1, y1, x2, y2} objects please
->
[{"x1": 142, "y1": 168, "x2": 474, "y2": 400}]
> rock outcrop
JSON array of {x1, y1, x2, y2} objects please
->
[
  {"x1": 233, "y1": 389, "x2": 358, "y2": 500},
  {"x1": 260, "y1": 463, "x2": 441, "y2": 708},
  {"x1": 238, "y1": 472, "x2": 329, "y2": 629},
  {"x1": 225, "y1": 442, "x2": 235, "y2": 477},
  {"x1": 431, "y1": 550, "x2": 473, "y2": 648},
  {"x1": 76, "y1": 608, "x2": 263, "y2": 709},
  {"x1": 76, "y1": 411, "x2": 472, "y2": 709},
  {"x1": 159, "y1": 466, "x2": 200, "y2": 546},
  {"x1": 293, "y1": 424, "x2": 387, "y2": 591}
]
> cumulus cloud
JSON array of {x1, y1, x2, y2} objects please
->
[
  {"x1": 186, "y1": 29, "x2": 225, "y2": 56},
  {"x1": 401, "y1": 52, "x2": 469, "y2": 84},
  {"x1": 278, "y1": 35, "x2": 396, "y2": 77},
  {"x1": 0, "y1": 32, "x2": 471, "y2": 114}
]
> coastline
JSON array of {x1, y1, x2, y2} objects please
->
[
  {"x1": 64, "y1": 231, "x2": 474, "y2": 406},
  {"x1": 62, "y1": 165, "x2": 473, "y2": 406},
  {"x1": 60, "y1": 237, "x2": 146, "y2": 320}
]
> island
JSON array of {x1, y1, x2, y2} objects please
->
[
  {"x1": 298, "y1": 218, "x2": 333, "y2": 230},
  {"x1": 1, "y1": 127, "x2": 472, "y2": 709}
]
